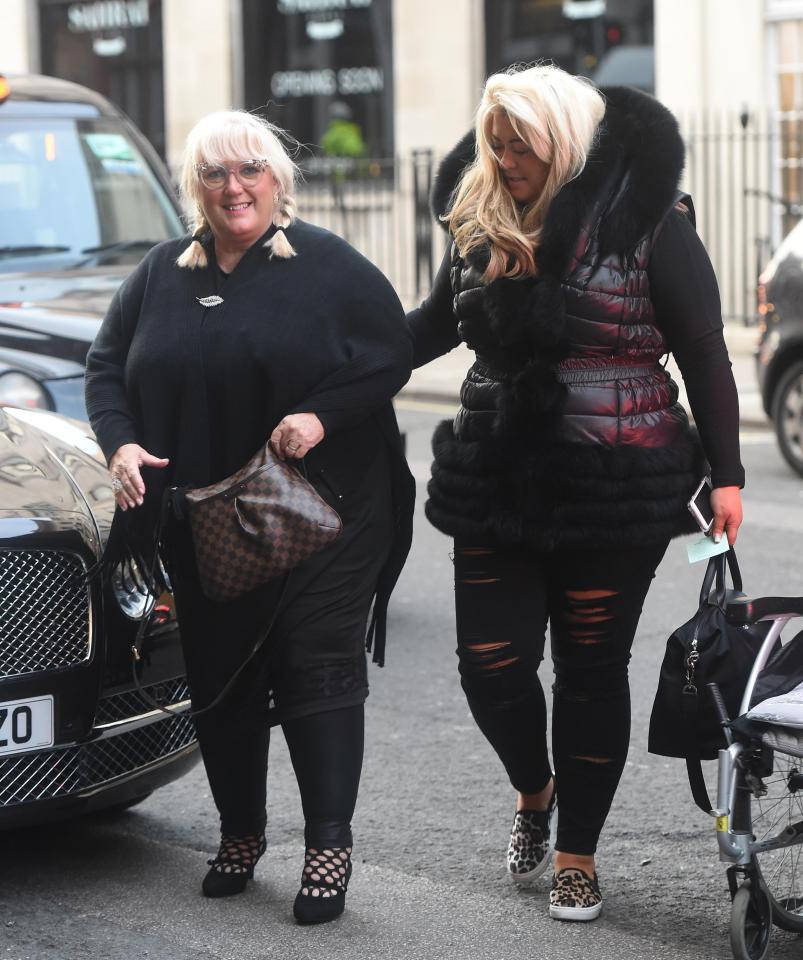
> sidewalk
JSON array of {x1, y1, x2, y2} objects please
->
[{"x1": 400, "y1": 322, "x2": 767, "y2": 429}]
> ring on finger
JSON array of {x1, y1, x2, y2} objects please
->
[
  {"x1": 287, "y1": 441, "x2": 300, "y2": 452},
  {"x1": 111, "y1": 476, "x2": 123, "y2": 492}
]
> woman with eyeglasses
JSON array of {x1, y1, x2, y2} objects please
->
[{"x1": 84, "y1": 111, "x2": 414, "y2": 924}]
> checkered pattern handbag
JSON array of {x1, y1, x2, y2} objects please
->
[{"x1": 184, "y1": 443, "x2": 342, "y2": 602}]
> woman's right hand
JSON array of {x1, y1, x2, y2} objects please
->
[{"x1": 108, "y1": 443, "x2": 169, "y2": 511}]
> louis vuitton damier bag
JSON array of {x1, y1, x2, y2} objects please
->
[
  {"x1": 128, "y1": 442, "x2": 341, "y2": 719},
  {"x1": 184, "y1": 441, "x2": 342, "y2": 602}
]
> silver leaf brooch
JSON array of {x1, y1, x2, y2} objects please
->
[{"x1": 197, "y1": 295, "x2": 224, "y2": 307}]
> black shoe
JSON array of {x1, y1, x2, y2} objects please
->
[
  {"x1": 202, "y1": 832, "x2": 266, "y2": 898},
  {"x1": 292, "y1": 846, "x2": 352, "y2": 924}
]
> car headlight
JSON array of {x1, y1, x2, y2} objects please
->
[
  {"x1": 0, "y1": 371, "x2": 52, "y2": 409},
  {"x1": 112, "y1": 556, "x2": 156, "y2": 620},
  {"x1": 111, "y1": 555, "x2": 173, "y2": 621}
]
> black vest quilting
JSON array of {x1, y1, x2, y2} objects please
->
[{"x1": 425, "y1": 94, "x2": 706, "y2": 551}]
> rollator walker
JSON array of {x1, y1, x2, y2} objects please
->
[{"x1": 708, "y1": 590, "x2": 803, "y2": 959}]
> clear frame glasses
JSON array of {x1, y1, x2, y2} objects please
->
[{"x1": 195, "y1": 159, "x2": 269, "y2": 190}]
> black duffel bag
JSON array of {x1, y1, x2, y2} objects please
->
[{"x1": 648, "y1": 548, "x2": 770, "y2": 811}]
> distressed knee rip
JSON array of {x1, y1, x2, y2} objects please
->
[
  {"x1": 462, "y1": 640, "x2": 519, "y2": 672},
  {"x1": 568, "y1": 755, "x2": 615, "y2": 765},
  {"x1": 454, "y1": 546, "x2": 500, "y2": 585},
  {"x1": 455, "y1": 546, "x2": 496, "y2": 557},
  {"x1": 563, "y1": 588, "x2": 617, "y2": 644}
]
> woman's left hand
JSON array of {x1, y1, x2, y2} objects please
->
[
  {"x1": 270, "y1": 413, "x2": 325, "y2": 460},
  {"x1": 710, "y1": 485, "x2": 743, "y2": 546}
]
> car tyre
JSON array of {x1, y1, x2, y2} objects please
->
[{"x1": 771, "y1": 359, "x2": 803, "y2": 476}]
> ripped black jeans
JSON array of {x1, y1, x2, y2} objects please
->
[{"x1": 453, "y1": 538, "x2": 669, "y2": 855}]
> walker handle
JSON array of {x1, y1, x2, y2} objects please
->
[{"x1": 707, "y1": 682, "x2": 732, "y2": 733}]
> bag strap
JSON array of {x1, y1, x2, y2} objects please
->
[
  {"x1": 699, "y1": 546, "x2": 741, "y2": 608},
  {"x1": 678, "y1": 675, "x2": 714, "y2": 813},
  {"x1": 685, "y1": 756, "x2": 713, "y2": 814},
  {"x1": 129, "y1": 487, "x2": 290, "y2": 720},
  {"x1": 683, "y1": 554, "x2": 739, "y2": 815}
]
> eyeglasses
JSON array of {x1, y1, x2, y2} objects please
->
[{"x1": 195, "y1": 159, "x2": 269, "y2": 190}]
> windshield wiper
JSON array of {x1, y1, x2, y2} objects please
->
[
  {"x1": 0, "y1": 244, "x2": 71, "y2": 257},
  {"x1": 80, "y1": 239, "x2": 161, "y2": 256},
  {"x1": 75, "y1": 239, "x2": 162, "y2": 268}
]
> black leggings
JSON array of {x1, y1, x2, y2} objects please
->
[
  {"x1": 167, "y1": 505, "x2": 383, "y2": 849},
  {"x1": 453, "y1": 539, "x2": 668, "y2": 856},
  {"x1": 194, "y1": 702, "x2": 364, "y2": 847}
]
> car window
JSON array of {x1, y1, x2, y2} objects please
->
[{"x1": 0, "y1": 116, "x2": 183, "y2": 272}]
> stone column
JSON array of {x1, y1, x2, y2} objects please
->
[
  {"x1": 655, "y1": 0, "x2": 765, "y2": 114},
  {"x1": 0, "y1": 0, "x2": 38, "y2": 74},
  {"x1": 162, "y1": 0, "x2": 238, "y2": 173},
  {"x1": 393, "y1": 0, "x2": 484, "y2": 156}
]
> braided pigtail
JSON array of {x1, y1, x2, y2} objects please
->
[
  {"x1": 264, "y1": 193, "x2": 297, "y2": 260},
  {"x1": 176, "y1": 213, "x2": 210, "y2": 269}
]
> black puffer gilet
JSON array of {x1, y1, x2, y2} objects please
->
[{"x1": 425, "y1": 87, "x2": 705, "y2": 551}]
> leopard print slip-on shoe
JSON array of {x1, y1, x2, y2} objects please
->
[
  {"x1": 506, "y1": 789, "x2": 557, "y2": 883},
  {"x1": 548, "y1": 866, "x2": 603, "y2": 921}
]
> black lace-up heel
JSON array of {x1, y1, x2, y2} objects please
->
[
  {"x1": 292, "y1": 846, "x2": 352, "y2": 924},
  {"x1": 202, "y1": 832, "x2": 267, "y2": 898}
]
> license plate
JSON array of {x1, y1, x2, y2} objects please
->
[{"x1": 0, "y1": 695, "x2": 54, "y2": 757}]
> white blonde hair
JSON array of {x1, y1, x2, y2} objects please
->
[
  {"x1": 446, "y1": 64, "x2": 605, "y2": 280},
  {"x1": 176, "y1": 111, "x2": 299, "y2": 268}
]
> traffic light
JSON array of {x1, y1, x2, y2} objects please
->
[{"x1": 605, "y1": 21, "x2": 623, "y2": 47}]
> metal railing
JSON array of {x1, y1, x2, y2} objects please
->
[
  {"x1": 297, "y1": 126, "x2": 795, "y2": 325},
  {"x1": 680, "y1": 110, "x2": 799, "y2": 325},
  {"x1": 295, "y1": 151, "x2": 444, "y2": 309}
]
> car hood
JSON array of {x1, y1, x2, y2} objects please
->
[
  {"x1": 0, "y1": 266, "x2": 127, "y2": 372},
  {"x1": 0, "y1": 405, "x2": 115, "y2": 555}
]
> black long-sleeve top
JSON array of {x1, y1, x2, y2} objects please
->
[
  {"x1": 85, "y1": 220, "x2": 416, "y2": 660},
  {"x1": 86, "y1": 220, "x2": 412, "y2": 488},
  {"x1": 408, "y1": 210, "x2": 744, "y2": 489}
]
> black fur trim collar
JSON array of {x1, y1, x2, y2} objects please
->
[{"x1": 431, "y1": 86, "x2": 685, "y2": 275}]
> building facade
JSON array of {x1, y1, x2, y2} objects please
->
[
  {"x1": 655, "y1": 0, "x2": 803, "y2": 318},
  {"x1": 4, "y1": 0, "x2": 656, "y2": 169},
  {"x1": 8, "y1": 0, "x2": 795, "y2": 317}
]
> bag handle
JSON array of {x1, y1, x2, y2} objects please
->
[
  {"x1": 699, "y1": 546, "x2": 741, "y2": 608},
  {"x1": 129, "y1": 487, "x2": 290, "y2": 720}
]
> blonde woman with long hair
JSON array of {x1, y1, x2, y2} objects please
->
[
  {"x1": 408, "y1": 64, "x2": 743, "y2": 920},
  {"x1": 86, "y1": 110, "x2": 414, "y2": 924}
]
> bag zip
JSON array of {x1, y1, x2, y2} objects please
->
[
  {"x1": 188, "y1": 460, "x2": 279, "y2": 506},
  {"x1": 684, "y1": 623, "x2": 701, "y2": 693}
]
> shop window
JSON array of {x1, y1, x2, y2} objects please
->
[
  {"x1": 37, "y1": 0, "x2": 165, "y2": 158},
  {"x1": 242, "y1": 0, "x2": 393, "y2": 161},
  {"x1": 484, "y1": 0, "x2": 653, "y2": 87}
]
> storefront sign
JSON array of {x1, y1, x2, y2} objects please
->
[
  {"x1": 271, "y1": 67, "x2": 383, "y2": 97},
  {"x1": 66, "y1": 0, "x2": 149, "y2": 32},
  {"x1": 277, "y1": 0, "x2": 371, "y2": 12}
]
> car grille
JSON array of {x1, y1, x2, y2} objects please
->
[
  {"x1": 0, "y1": 713, "x2": 196, "y2": 807},
  {"x1": 94, "y1": 678, "x2": 191, "y2": 725},
  {"x1": 0, "y1": 550, "x2": 91, "y2": 678}
]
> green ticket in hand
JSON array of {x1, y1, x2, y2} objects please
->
[{"x1": 687, "y1": 534, "x2": 729, "y2": 564}]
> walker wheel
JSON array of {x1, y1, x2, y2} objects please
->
[{"x1": 730, "y1": 881, "x2": 772, "y2": 960}]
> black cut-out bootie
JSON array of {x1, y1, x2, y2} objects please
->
[
  {"x1": 292, "y1": 846, "x2": 352, "y2": 924},
  {"x1": 202, "y1": 832, "x2": 266, "y2": 898}
]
